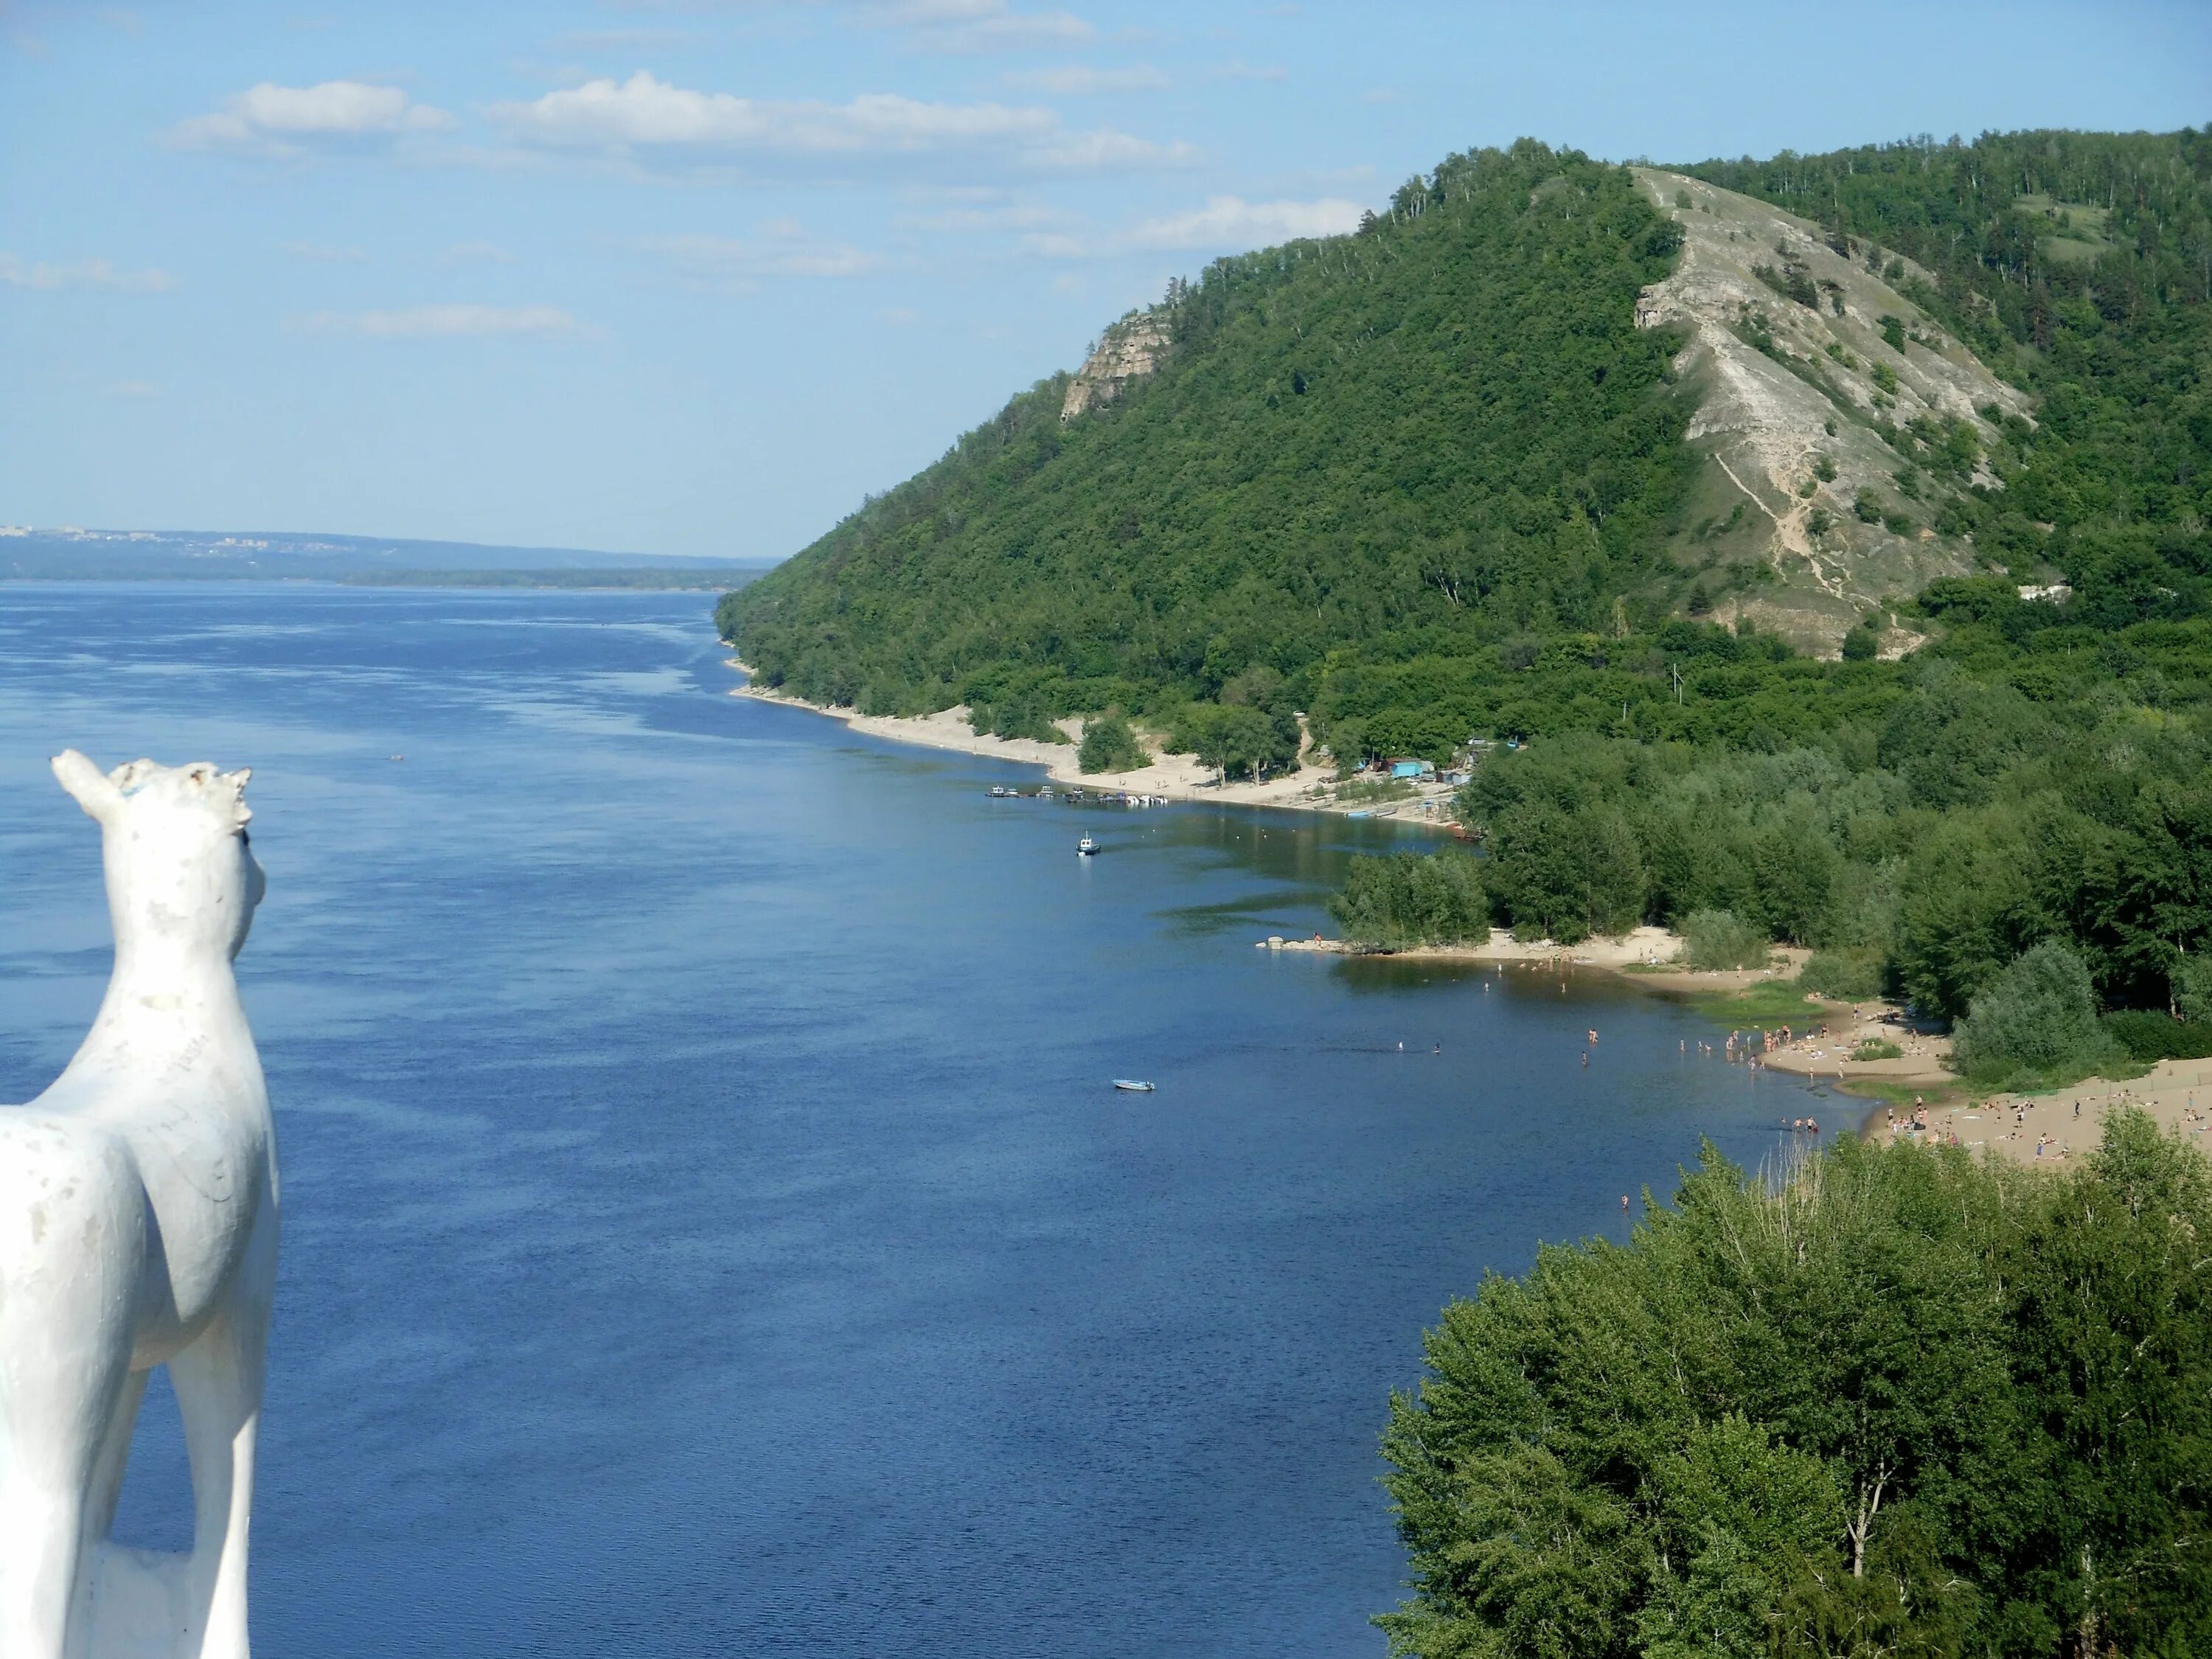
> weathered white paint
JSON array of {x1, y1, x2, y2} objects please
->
[{"x1": 1, "y1": 753, "x2": 277, "y2": 1659}]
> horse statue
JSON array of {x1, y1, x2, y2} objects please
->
[{"x1": 1, "y1": 752, "x2": 278, "y2": 1659}]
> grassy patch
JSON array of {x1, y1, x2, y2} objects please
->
[{"x1": 1679, "y1": 978, "x2": 1832, "y2": 1024}]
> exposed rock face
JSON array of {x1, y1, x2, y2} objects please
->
[
  {"x1": 1061, "y1": 312, "x2": 1172, "y2": 421},
  {"x1": 1631, "y1": 168, "x2": 2034, "y2": 654}
]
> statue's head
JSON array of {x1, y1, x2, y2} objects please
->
[{"x1": 52, "y1": 750, "x2": 266, "y2": 962}]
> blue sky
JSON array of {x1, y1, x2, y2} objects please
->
[{"x1": 3, "y1": 1, "x2": 2208, "y2": 560}]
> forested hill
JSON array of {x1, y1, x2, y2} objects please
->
[
  {"x1": 723, "y1": 128, "x2": 2212, "y2": 771},
  {"x1": 720, "y1": 141, "x2": 1694, "y2": 725}
]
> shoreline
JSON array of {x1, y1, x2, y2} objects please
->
[
  {"x1": 725, "y1": 655, "x2": 1461, "y2": 826},
  {"x1": 726, "y1": 655, "x2": 2148, "y2": 1156}
]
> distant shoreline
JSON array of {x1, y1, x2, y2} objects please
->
[{"x1": 724, "y1": 655, "x2": 1459, "y2": 824}]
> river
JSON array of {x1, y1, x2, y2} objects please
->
[{"x1": 0, "y1": 584, "x2": 1823, "y2": 1657}]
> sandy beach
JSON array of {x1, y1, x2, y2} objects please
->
[
  {"x1": 728, "y1": 659, "x2": 1461, "y2": 825},
  {"x1": 1870, "y1": 1057, "x2": 2212, "y2": 1168}
]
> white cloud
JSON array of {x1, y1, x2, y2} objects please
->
[
  {"x1": 437, "y1": 240, "x2": 517, "y2": 265},
  {"x1": 107, "y1": 380, "x2": 160, "y2": 398},
  {"x1": 282, "y1": 241, "x2": 367, "y2": 262},
  {"x1": 643, "y1": 226, "x2": 880, "y2": 284},
  {"x1": 1128, "y1": 194, "x2": 1361, "y2": 249},
  {"x1": 291, "y1": 303, "x2": 582, "y2": 338},
  {"x1": 0, "y1": 252, "x2": 174, "y2": 292},
  {"x1": 1003, "y1": 63, "x2": 1169, "y2": 94},
  {"x1": 1212, "y1": 60, "x2": 1287, "y2": 82},
  {"x1": 487, "y1": 70, "x2": 1191, "y2": 172},
  {"x1": 165, "y1": 80, "x2": 456, "y2": 158}
]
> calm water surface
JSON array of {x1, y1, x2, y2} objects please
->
[{"x1": 0, "y1": 585, "x2": 1826, "y2": 1658}]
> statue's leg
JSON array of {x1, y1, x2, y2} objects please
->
[
  {"x1": 0, "y1": 1132, "x2": 145, "y2": 1659},
  {"x1": 168, "y1": 1210, "x2": 274, "y2": 1659},
  {"x1": 84, "y1": 1367, "x2": 152, "y2": 1548}
]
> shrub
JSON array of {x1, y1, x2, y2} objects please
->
[
  {"x1": 1682, "y1": 908, "x2": 1770, "y2": 970},
  {"x1": 1329, "y1": 850, "x2": 1489, "y2": 949},
  {"x1": 1799, "y1": 947, "x2": 1887, "y2": 1001},
  {"x1": 1952, "y1": 941, "x2": 2124, "y2": 1087},
  {"x1": 1841, "y1": 625, "x2": 1879, "y2": 661},
  {"x1": 1077, "y1": 712, "x2": 1150, "y2": 774},
  {"x1": 2104, "y1": 1009, "x2": 2212, "y2": 1065},
  {"x1": 1852, "y1": 1037, "x2": 1904, "y2": 1061},
  {"x1": 2176, "y1": 956, "x2": 2212, "y2": 1024}
]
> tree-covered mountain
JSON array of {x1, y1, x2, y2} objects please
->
[
  {"x1": 720, "y1": 140, "x2": 1695, "y2": 728},
  {"x1": 720, "y1": 128, "x2": 2211, "y2": 768}
]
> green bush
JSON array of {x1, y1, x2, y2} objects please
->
[
  {"x1": 1681, "y1": 908, "x2": 1770, "y2": 970},
  {"x1": 1329, "y1": 850, "x2": 1489, "y2": 949},
  {"x1": 1382, "y1": 1118, "x2": 2212, "y2": 1658},
  {"x1": 2176, "y1": 956, "x2": 2212, "y2": 1025},
  {"x1": 1841, "y1": 624, "x2": 1880, "y2": 661},
  {"x1": 1852, "y1": 1037, "x2": 1904, "y2": 1060},
  {"x1": 1798, "y1": 947, "x2": 1888, "y2": 1001},
  {"x1": 2104, "y1": 1009, "x2": 2212, "y2": 1065},
  {"x1": 1952, "y1": 941, "x2": 2124, "y2": 1087},
  {"x1": 1077, "y1": 713, "x2": 1150, "y2": 774}
]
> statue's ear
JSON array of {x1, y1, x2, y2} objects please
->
[{"x1": 52, "y1": 749, "x2": 124, "y2": 823}]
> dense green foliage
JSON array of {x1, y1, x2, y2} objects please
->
[
  {"x1": 1328, "y1": 850, "x2": 1488, "y2": 949},
  {"x1": 1680, "y1": 908, "x2": 1770, "y2": 970},
  {"x1": 1076, "y1": 713, "x2": 1150, "y2": 774},
  {"x1": 720, "y1": 140, "x2": 1693, "y2": 720},
  {"x1": 1382, "y1": 1115, "x2": 2212, "y2": 1658},
  {"x1": 1444, "y1": 632, "x2": 2212, "y2": 1026},
  {"x1": 1685, "y1": 129, "x2": 2212, "y2": 625},
  {"x1": 1952, "y1": 941, "x2": 2123, "y2": 1087}
]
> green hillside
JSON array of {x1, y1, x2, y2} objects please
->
[
  {"x1": 723, "y1": 128, "x2": 2211, "y2": 768},
  {"x1": 720, "y1": 140, "x2": 1694, "y2": 731}
]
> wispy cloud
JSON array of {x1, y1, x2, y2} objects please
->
[
  {"x1": 0, "y1": 252, "x2": 175, "y2": 292},
  {"x1": 107, "y1": 380, "x2": 161, "y2": 398},
  {"x1": 642, "y1": 223, "x2": 880, "y2": 287},
  {"x1": 436, "y1": 240, "x2": 516, "y2": 265},
  {"x1": 164, "y1": 80, "x2": 456, "y2": 159},
  {"x1": 1128, "y1": 194, "x2": 1361, "y2": 248},
  {"x1": 282, "y1": 241, "x2": 368, "y2": 262},
  {"x1": 487, "y1": 70, "x2": 1192, "y2": 172},
  {"x1": 860, "y1": 0, "x2": 1093, "y2": 55},
  {"x1": 896, "y1": 200, "x2": 1067, "y2": 233},
  {"x1": 1212, "y1": 60, "x2": 1287, "y2": 82},
  {"x1": 1002, "y1": 63, "x2": 1169, "y2": 94},
  {"x1": 290, "y1": 303, "x2": 582, "y2": 338},
  {"x1": 1024, "y1": 193, "x2": 1363, "y2": 261}
]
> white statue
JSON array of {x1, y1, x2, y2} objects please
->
[{"x1": 1, "y1": 753, "x2": 277, "y2": 1659}]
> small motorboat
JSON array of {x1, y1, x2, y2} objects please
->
[
  {"x1": 1077, "y1": 835, "x2": 1100, "y2": 856},
  {"x1": 1113, "y1": 1079, "x2": 1155, "y2": 1093}
]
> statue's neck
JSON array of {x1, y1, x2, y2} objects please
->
[{"x1": 78, "y1": 940, "x2": 254, "y2": 1069}]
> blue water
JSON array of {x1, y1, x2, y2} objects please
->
[{"x1": 0, "y1": 585, "x2": 1823, "y2": 1658}]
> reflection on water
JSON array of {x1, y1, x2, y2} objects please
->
[{"x1": 0, "y1": 585, "x2": 1818, "y2": 1659}]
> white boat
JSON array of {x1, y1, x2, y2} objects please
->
[
  {"x1": 1077, "y1": 835, "x2": 1100, "y2": 855},
  {"x1": 1113, "y1": 1079, "x2": 1154, "y2": 1092}
]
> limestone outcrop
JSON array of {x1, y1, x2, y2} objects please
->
[
  {"x1": 1061, "y1": 312, "x2": 1172, "y2": 421},
  {"x1": 1631, "y1": 167, "x2": 2034, "y2": 653}
]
